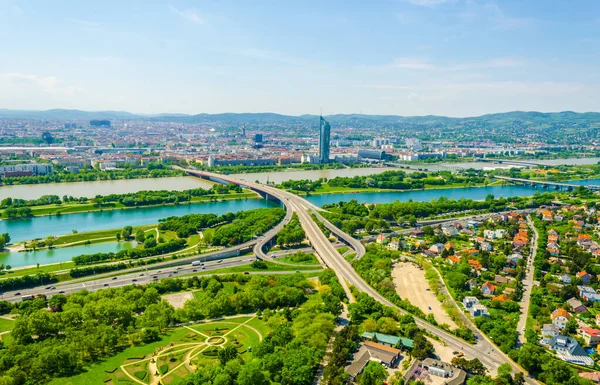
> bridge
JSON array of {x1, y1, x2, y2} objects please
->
[
  {"x1": 477, "y1": 158, "x2": 546, "y2": 167},
  {"x1": 493, "y1": 175, "x2": 600, "y2": 191},
  {"x1": 182, "y1": 168, "x2": 535, "y2": 379}
]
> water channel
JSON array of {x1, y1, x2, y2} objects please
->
[{"x1": 2, "y1": 174, "x2": 600, "y2": 269}]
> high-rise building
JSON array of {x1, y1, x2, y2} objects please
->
[
  {"x1": 254, "y1": 133, "x2": 263, "y2": 143},
  {"x1": 319, "y1": 116, "x2": 330, "y2": 164}
]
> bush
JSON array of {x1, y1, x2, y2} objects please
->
[
  {"x1": 159, "y1": 364, "x2": 168, "y2": 374},
  {"x1": 134, "y1": 370, "x2": 147, "y2": 380}
]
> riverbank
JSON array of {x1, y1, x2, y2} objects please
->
[
  {"x1": 284, "y1": 179, "x2": 506, "y2": 197},
  {"x1": 0, "y1": 191, "x2": 259, "y2": 220}
]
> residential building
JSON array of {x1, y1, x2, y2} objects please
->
[
  {"x1": 542, "y1": 324, "x2": 560, "y2": 344},
  {"x1": 579, "y1": 372, "x2": 600, "y2": 384},
  {"x1": 345, "y1": 341, "x2": 403, "y2": 380},
  {"x1": 403, "y1": 358, "x2": 467, "y2": 385},
  {"x1": 551, "y1": 308, "x2": 571, "y2": 329},
  {"x1": 481, "y1": 282, "x2": 496, "y2": 296},
  {"x1": 360, "y1": 332, "x2": 413, "y2": 350},
  {"x1": 319, "y1": 116, "x2": 330, "y2": 164},
  {"x1": 567, "y1": 298, "x2": 588, "y2": 313},
  {"x1": 579, "y1": 327, "x2": 600, "y2": 347},
  {"x1": 548, "y1": 335, "x2": 594, "y2": 366}
]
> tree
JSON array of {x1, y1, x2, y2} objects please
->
[
  {"x1": 122, "y1": 226, "x2": 133, "y2": 240},
  {"x1": 116, "y1": 232, "x2": 121, "y2": 241},
  {"x1": 237, "y1": 360, "x2": 269, "y2": 385},
  {"x1": 565, "y1": 316, "x2": 578, "y2": 335},
  {"x1": 412, "y1": 334, "x2": 434, "y2": 360},
  {"x1": 135, "y1": 229, "x2": 146, "y2": 243},
  {"x1": 218, "y1": 345, "x2": 238, "y2": 365},
  {"x1": 0, "y1": 233, "x2": 10, "y2": 250},
  {"x1": 360, "y1": 361, "x2": 387, "y2": 385}
]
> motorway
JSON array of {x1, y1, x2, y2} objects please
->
[
  {"x1": 184, "y1": 169, "x2": 535, "y2": 378},
  {"x1": 3, "y1": 254, "x2": 260, "y2": 303}
]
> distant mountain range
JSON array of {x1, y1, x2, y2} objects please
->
[{"x1": 0, "y1": 109, "x2": 599, "y2": 130}]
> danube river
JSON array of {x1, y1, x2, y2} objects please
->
[
  {"x1": 0, "y1": 176, "x2": 215, "y2": 201},
  {"x1": 2, "y1": 176, "x2": 600, "y2": 269}
]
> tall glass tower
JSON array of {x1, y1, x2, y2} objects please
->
[{"x1": 319, "y1": 116, "x2": 330, "y2": 164}]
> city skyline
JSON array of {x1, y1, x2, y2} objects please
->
[{"x1": 1, "y1": 0, "x2": 599, "y2": 116}]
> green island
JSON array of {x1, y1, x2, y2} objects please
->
[{"x1": 0, "y1": 184, "x2": 257, "y2": 219}]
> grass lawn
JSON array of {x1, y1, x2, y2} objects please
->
[
  {"x1": 245, "y1": 317, "x2": 272, "y2": 338},
  {"x1": 49, "y1": 327, "x2": 192, "y2": 385},
  {"x1": 0, "y1": 318, "x2": 15, "y2": 333},
  {"x1": 178, "y1": 261, "x2": 322, "y2": 278},
  {"x1": 276, "y1": 253, "x2": 320, "y2": 265},
  {"x1": 344, "y1": 253, "x2": 357, "y2": 262},
  {"x1": 337, "y1": 246, "x2": 349, "y2": 255}
]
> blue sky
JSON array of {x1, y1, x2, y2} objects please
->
[{"x1": 0, "y1": 0, "x2": 599, "y2": 116}]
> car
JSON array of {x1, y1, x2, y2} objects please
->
[
  {"x1": 522, "y1": 326, "x2": 525, "y2": 331},
  {"x1": 426, "y1": 288, "x2": 430, "y2": 291},
  {"x1": 103, "y1": 283, "x2": 109, "y2": 287},
  {"x1": 50, "y1": 286, "x2": 56, "y2": 290},
  {"x1": 202, "y1": 266, "x2": 206, "y2": 270},
  {"x1": 139, "y1": 273, "x2": 144, "y2": 276},
  {"x1": 428, "y1": 306, "x2": 432, "y2": 310},
  {"x1": 177, "y1": 267, "x2": 183, "y2": 270},
  {"x1": 218, "y1": 260, "x2": 223, "y2": 263},
  {"x1": 295, "y1": 270, "x2": 300, "y2": 273},
  {"x1": 158, "y1": 270, "x2": 162, "y2": 273},
  {"x1": 14, "y1": 292, "x2": 21, "y2": 296},
  {"x1": 172, "y1": 271, "x2": 178, "y2": 274},
  {"x1": 193, "y1": 269, "x2": 197, "y2": 272},
  {"x1": 132, "y1": 279, "x2": 137, "y2": 282},
  {"x1": 112, "y1": 277, "x2": 118, "y2": 280},
  {"x1": 59, "y1": 291, "x2": 65, "y2": 294},
  {"x1": 244, "y1": 272, "x2": 250, "y2": 275},
  {"x1": 152, "y1": 275, "x2": 158, "y2": 279},
  {"x1": 453, "y1": 351, "x2": 459, "y2": 355},
  {"x1": 45, "y1": 286, "x2": 52, "y2": 290}
]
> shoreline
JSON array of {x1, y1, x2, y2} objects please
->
[{"x1": 0, "y1": 192, "x2": 260, "y2": 221}]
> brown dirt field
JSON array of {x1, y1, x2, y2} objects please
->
[{"x1": 391, "y1": 262, "x2": 458, "y2": 329}]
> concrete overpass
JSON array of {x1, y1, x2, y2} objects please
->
[
  {"x1": 494, "y1": 175, "x2": 600, "y2": 191},
  {"x1": 182, "y1": 168, "x2": 534, "y2": 379}
]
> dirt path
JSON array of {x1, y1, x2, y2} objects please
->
[
  {"x1": 391, "y1": 262, "x2": 458, "y2": 329},
  {"x1": 162, "y1": 291, "x2": 194, "y2": 309}
]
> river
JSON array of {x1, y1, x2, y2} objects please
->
[
  {"x1": 0, "y1": 176, "x2": 215, "y2": 201},
  {"x1": 2, "y1": 175, "x2": 600, "y2": 269}
]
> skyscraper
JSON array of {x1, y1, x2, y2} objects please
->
[{"x1": 319, "y1": 116, "x2": 330, "y2": 164}]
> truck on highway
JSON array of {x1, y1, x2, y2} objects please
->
[
  {"x1": 21, "y1": 295, "x2": 34, "y2": 301},
  {"x1": 191, "y1": 261, "x2": 202, "y2": 267}
]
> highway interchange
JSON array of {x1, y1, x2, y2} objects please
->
[{"x1": 6, "y1": 167, "x2": 537, "y2": 381}]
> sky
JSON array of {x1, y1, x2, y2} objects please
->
[{"x1": 0, "y1": 0, "x2": 599, "y2": 117}]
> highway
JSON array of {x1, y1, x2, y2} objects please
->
[
  {"x1": 183, "y1": 169, "x2": 536, "y2": 380},
  {"x1": 2, "y1": 255, "x2": 260, "y2": 303}
]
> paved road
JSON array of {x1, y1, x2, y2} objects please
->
[
  {"x1": 2, "y1": 255, "x2": 263, "y2": 303},
  {"x1": 183, "y1": 169, "x2": 537, "y2": 381},
  {"x1": 517, "y1": 215, "x2": 537, "y2": 345}
]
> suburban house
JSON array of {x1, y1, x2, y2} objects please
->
[
  {"x1": 448, "y1": 255, "x2": 461, "y2": 265},
  {"x1": 430, "y1": 243, "x2": 445, "y2": 254},
  {"x1": 410, "y1": 229, "x2": 425, "y2": 238},
  {"x1": 481, "y1": 282, "x2": 496, "y2": 296},
  {"x1": 577, "y1": 271, "x2": 592, "y2": 285},
  {"x1": 567, "y1": 298, "x2": 588, "y2": 313},
  {"x1": 462, "y1": 297, "x2": 490, "y2": 317},
  {"x1": 579, "y1": 327, "x2": 600, "y2": 347},
  {"x1": 578, "y1": 286, "x2": 600, "y2": 302},
  {"x1": 551, "y1": 308, "x2": 571, "y2": 330},
  {"x1": 560, "y1": 274, "x2": 572, "y2": 284},
  {"x1": 376, "y1": 234, "x2": 388, "y2": 245},
  {"x1": 388, "y1": 240, "x2": 400, "y2": 250},
  {"x1": 360, "y1": 332, "x2": 413, "y2": 350},
  {"x1": 548, "y1": 335, "x2": 594, "y2": 366},
  {"x1": 494, "y1": 275, "x2": 513, "y2": 285},
  {"x1": 404, "y1": 358, "x2": 467, "y2": 385},
  {"x1": 542, "y1": 324, "x2": 561, "y2": 344},
  {"x1": 442, "y1": 226, "x2": 459, "y2": 237},
  {"x1": 345, "y1": 341, "x2": 403, "y2": 381},
  {"x1": 579, "y1": 372, "x2": 600, "y2": 384}
]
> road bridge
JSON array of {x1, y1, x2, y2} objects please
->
[
  {"x1": 494, "y1": 175, "x2": 600, "y2": 191},
  {"x1": 182, "y1": 168, "x2": 536, "y2": 379}
]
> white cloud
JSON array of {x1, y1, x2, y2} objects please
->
[
  {"x1": 169, "y1": 5, "x2": 204, "y2": 24},
  {"x1": 0, "y1": 73, "x2": 80, "y2": 96}
]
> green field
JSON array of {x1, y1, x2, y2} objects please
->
[
  {"x1": 0, "y1": 191, "x2": 259, "y2": 219},
  {"x1": 49, "y1": 317, "x2": 265, "y2": 385},
  {"x1": 0, "y1": 318, "x2": 15, "y2": 333}
]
